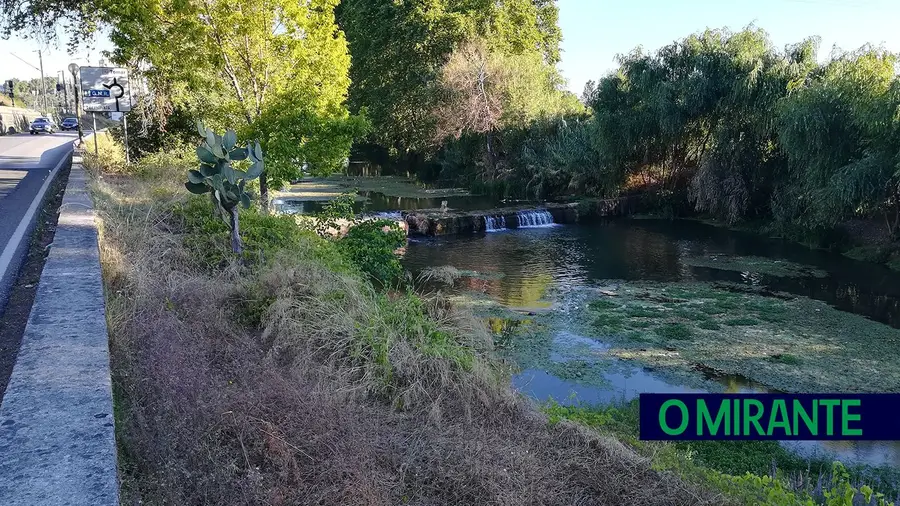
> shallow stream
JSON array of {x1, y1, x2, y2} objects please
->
[{"x1": 402, "y1": 218, "x2": 900, "y2": 469}]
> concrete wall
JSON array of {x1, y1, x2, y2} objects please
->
[
  {"x1": 0, "y1": 148, "x2": 119, "y2": 505},
  {"x1": 0, "y1": 106, "x2": 43, "y2": 135}
]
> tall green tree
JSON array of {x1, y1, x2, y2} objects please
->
[
  {"x1": 432, "y1": 39, "x2": 581, "y2": 177},
  {"x1": 3, "y1": 0, "x2": 366, "y2": 207},
  {"x1": 337, "y1": 0, "x2": 563, "y2": 167},
  {"x1": 108, "y1": 0, "x2": 364, "y2": 206},
  {"x1": 777, "y1": 47, "x2": 900, "y2": 235}
]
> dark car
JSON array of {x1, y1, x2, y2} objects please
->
[
  {"x1": 60, "y1": 117, "x2": 79, "y2": 131},
  {"x1": 29, "y1": 117, "x2": 55, "y2": 135}
]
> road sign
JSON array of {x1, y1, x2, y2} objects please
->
[{"x1": 79, "y1": 66, "x2": 132, "y2": 112}]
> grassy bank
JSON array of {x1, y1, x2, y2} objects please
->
[
  {"x1": 544, "y1": 402, "x2": 900, "y2": 506},
  {"x1": 85, "y1": 135, "x2": 712, "y2": 505}
]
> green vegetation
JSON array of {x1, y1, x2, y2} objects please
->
[
  {"x1": 9, "y1": 1, "x2": 900, "y2": 503},
  {"x1": 337, "y1": 0, "x2": 572, "y2": 168},
  {"x1": 545, "y1": 402, "x2": 900, "y2": 505},
  {"x1": 337, "y1": 220, "x2": 406, "y2": 287},
  {"x1": 724, "y1": 318, "x2": 759, "y2": 326},
  {"x1": 581, "y1": 282, "x2": 900, "y2": 393},
  {"x1": 10, "y1": 0, "x2": 368, "y2": 205},
  {"x1": 655, "y1": 323, "x2": 693, "y2": 340},
  {"x1": 83, "y1": 125, "x2": 716, "y2": 504},
  {"x1": 336, "y1": 23, "x2": 900, "y2": 255},
  {"x1": 183, "y1": 123, "x2": 265, "y2": 254}
]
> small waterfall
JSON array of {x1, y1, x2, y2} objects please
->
[
  {"x1": 484, "y1": 215, "x2": 507, "y2": 232},
  {"x1": 516, "y1": 209, "x2": 555, "y2": 228}
]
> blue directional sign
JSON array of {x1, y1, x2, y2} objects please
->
[{"x1": 89, "y1": 89, "x2": 111, "y2": 97}]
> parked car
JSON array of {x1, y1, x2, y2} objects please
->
[
  {"x1": 60, "y1": 117, "x2": 79, "y2": 131},
  {"x1": 29, "y1": 117, "x2": 55, "y2": 135}
]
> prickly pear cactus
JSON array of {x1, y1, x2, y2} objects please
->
[{"x1": 185, "y1": 121, "x2": 264, "y2": 254}]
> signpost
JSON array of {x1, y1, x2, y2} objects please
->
[{"x1": 78, "y1": 66, "x2": 133, "y2": 162}]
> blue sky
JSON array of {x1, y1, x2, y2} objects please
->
[
  {"x1": 2, "y1": 0, "x2": 899, "y2": 92},
  {"x1": 557, "y1": 0, "x2": 900, "y2": 93},
  {"x1": 1, "y1": 28, "x2": 113, "y2": 84}
]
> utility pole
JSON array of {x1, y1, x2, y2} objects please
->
[
  {"x1": 68, "y1": 63, "x2": 84, "y2": 144},
  {"x1": 36, "y1": 50, "x2": 47, "y2": 114},
  {"x1": 58, "y1": 71, "x2": 69, "y2": 113}
]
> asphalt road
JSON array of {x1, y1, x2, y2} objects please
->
[{"x1": 0, "y1": 131, "x2": 78, "y2": 316}]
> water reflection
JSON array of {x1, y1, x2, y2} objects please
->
[{"x1": 405, "y1": 219, "x2": 900, "y2": 329}]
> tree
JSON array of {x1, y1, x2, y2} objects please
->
[
  {"x1": 75, "y1": 0, "x2": 362, "y2": 208},
  {"x1": 432, "y1": 39, "x2": 581, "y2": 176},
  {"x1": 777, "y1": 47, "x2": 900, "y2": 236},
  {"x1": 337, "y1": 0, "x2": 564, "y2": 167},
  {"x1": 580, "y1": 80, "x2": 596, "y2": 105}
]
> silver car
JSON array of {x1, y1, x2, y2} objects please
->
[{"x1": 29, "y1": 117, "x2": 55, "y2": 135}]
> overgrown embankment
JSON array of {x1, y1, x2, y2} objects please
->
[{"x1": 87, "y1": 135, "x2": 711, "y2": 505}]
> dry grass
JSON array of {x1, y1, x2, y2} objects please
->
[{"x1": 92, "y1": 149, "x2": 720, "y2": 505}]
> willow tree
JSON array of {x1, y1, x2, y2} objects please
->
[
  {"x1": 777, "y1": 47, "x2": 900, "y2": 236},
  {"x1": 688, "y1": 31, "x2": 819, "y2": 223}
]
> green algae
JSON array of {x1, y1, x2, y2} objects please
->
[
  {"x1": 724, "y1": 317, "x2": 759, "y2": 326},
  {"x1": 581, "y1": 281, "x2": 900, "y2": 393},
  {"x1": 655, "y1": 323, "x2": 693, "y2": 340},
  {"x1": 684, "y1": 254, "x2": 829, "y2": 278}
]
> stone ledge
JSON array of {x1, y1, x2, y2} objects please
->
[
  {"x1": 402, "y1": 196, "x2": 640, "y2": 236},
  {"x1": 0, "y1": 151, "x2": 119, "y2": 505}
]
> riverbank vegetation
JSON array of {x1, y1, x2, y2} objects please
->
[
  {"x1": 86, "y1": 137, "x2": 713, "y2": 504},
  {"x1": 545, "y1": 402, "x2": 900, "y2": 505},
  {"x1": 337, "y1": 14, "x2": 900, "y2": 256},
  {"x1": 6, "y1": 0, "x2": 900, "y2": 504}
]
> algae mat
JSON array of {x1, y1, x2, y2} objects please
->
[
  {"x1": 580, "y1": 282, "x2": 900, "y2": 393},
  {"x1": 683, "y1": 254, "x2": 828, "y2": 278}
]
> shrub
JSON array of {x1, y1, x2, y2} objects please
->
[
  {"x1": 337, "y1": 219, "x2": 406, "y2": 287},
  {"x1": 83, "y1": 132, "x2": 127, "y2": 173},
  {"x1": 173, "y1": 196, "x2": 318, "y2": 269},
  {"x1": 314, "y1": 191, "x2": 357, "y2": 236}
]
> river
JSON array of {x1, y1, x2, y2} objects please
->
[{"x1": 401, "y1": 217, "x2": 900, "y2": 470}]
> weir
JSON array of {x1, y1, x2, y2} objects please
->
[
  {"x1": 403, "y1": 196, "x2": 637, "y2": 236},
  {"x1": 516, "y1": 209, "x2": 555, "y2": 228}
]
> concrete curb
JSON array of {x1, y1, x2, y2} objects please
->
[{"x1": 0, "y1": 149, "x2": 119, "y2": 505}]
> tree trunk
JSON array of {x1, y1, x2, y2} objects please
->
[
  {"x1": 485, "y1": 131, "x2": 495, "y2": 176},
  {"x1": 229, "y1": 206, "x2": 243, "y2": 255},
  {"x1": 259, "y1": 174, "x2": 269, "y2": 214}
]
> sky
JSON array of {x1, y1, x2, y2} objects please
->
[
  {"x1": 2, "y1": 0, "x2": 899, "y2": 94},
  {"x1": 557, "y1": 0, "x2": 900, "y2": 93},
  {"x1": 0, "y1": 28, "x2": 114, "y2": 84}
]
